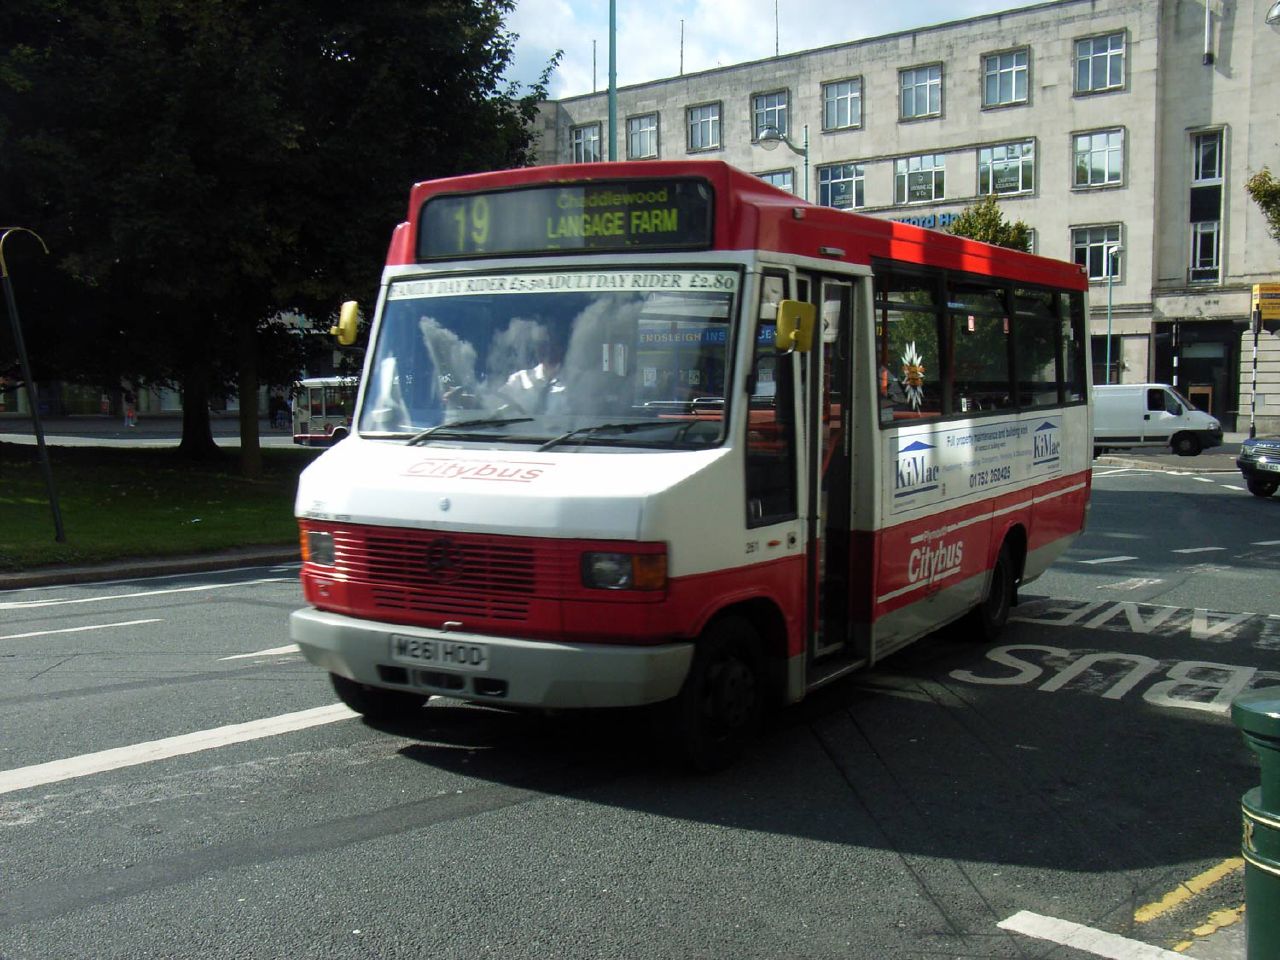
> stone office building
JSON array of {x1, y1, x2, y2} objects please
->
[{"x1": 533, "y1": 0, "x2": 1280, "y2": 433}]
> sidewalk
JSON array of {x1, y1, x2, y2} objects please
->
[
  {"x1": 1, "y1": 545, "x2": 300, "y2": 591},
  {"x1": 0, "y1": 413, "x2": 294, "y2": 446},
  {"x1": 1095, "y1": 432, "x2": 1246, "y2": 474}
]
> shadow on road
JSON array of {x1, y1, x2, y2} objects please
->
[{"x1": 367, "y1": 623, "x2": 1258, "y2": 877}]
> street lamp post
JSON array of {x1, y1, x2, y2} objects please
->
[
  {"x1": 757, "y1": 123, "x2": 809, "y2": 201},
  {"x1": 1104, "y1": 243, "x2": 1123, "y2": 385}
]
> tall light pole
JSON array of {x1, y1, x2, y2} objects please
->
[
  {"x1": 757, "y1": 124, "x2": 809, "y2": 201},
  {"x1": 1104, "y1": 243, "x2": 1123, "y2": 384},
  {"x1": 0, "y1": 226, "x2": 64, "y2": 542},
  {"x1": 607, "y1": 0, "x2": 617, "y2": 160}
]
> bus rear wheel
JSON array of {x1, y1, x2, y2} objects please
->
[
  {"x1": 330, "y1": 673, "x2": 426, "y2": 723},
  {"x1": 967, "y1": 543, "x2": 1015, "y2": 642},
  {"x1": 669, "y1": 617, "x2": 763, "y2": 772}
]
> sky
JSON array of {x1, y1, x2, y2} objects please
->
[{"x1": 504, "y1": 0, "x2": 1048, "y2": 99}]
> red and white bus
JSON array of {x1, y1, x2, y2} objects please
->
[
  {"x1": 292, "y1": 376, "x2": 358, "y2": 446},
  {"x1": 291, "y1": 160, "x2": 1091, "y2": 768}
]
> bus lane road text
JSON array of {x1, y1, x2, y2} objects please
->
[{"x1": 950, "y1": 599, "x2": 1280, "y2": 713}]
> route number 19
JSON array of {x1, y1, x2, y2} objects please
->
[{"x1": 452, "y1": 196, "x2": 490, "y2": 252}]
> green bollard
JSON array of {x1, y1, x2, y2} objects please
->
[{"x1": 1232, "y1": 690, "x2": 1280, "y2": 960}]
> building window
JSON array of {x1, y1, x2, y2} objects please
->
[
  {"x1": 687, "y1": 102, "x2": 721, "y2": 152},
  {"x1": 822, "y1": 78, "x2": 862, "y2": 130},
  {"x1": 758, "y1": 169, "x2": 794, "y2": 194},
  {"x1": 983, "y1": 49, "x2": 1028, "y2": 107},
  {"x1": 895, "y1": 154, "x2": 945, "y2": 203},
  {"x1": 1189, "y1": 130, "x2": 1224, "y2": 283},
  {"x1": 753, "y1": 90, "x2": 788, "y2": 139},
  {"x1": 1074, "y1": 32, "x2": 1125, "y2": 93},
  {"x1": 1189, "y1": 221, "x2": 1220, "y2": 283},
  {"x1": 818, "y1": 163, "x2": 864, "y2": 209},
  {"x1": 626, "y1": 114, "x2": 658, "y2": 160},
  {"x1": 1073, "y1": 129, "x2": 1124, "y2": 187},
  {"x1": 1071, "y1": 224, "x2": 1122, "y2": 281},
  {"x1": 979, "y1": 141, "x2": 1035, "y2": 194},
  {"x1": 899, "y1": 65, "x2": 942, "y2": 120},
  {"x1": 571, "y1": 123, "x2": 602, "y2": 163},
  {"x1": 1194, "y1": 130, "x2": 1223, "y2": 183}
]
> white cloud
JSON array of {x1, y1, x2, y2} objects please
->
[{"x1": 505, "y1": 0, "x2": 1046, "y2": 98}]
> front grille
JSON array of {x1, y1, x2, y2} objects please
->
[
  {"x1": 330, "y1": 527, "x2": 561, "y2": 622},
  {"x1": 325, "y1": 527, "x2": 588, "y2": 624}
]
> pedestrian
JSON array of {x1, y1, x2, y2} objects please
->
[{"x1": 124, "y1": 390, "x2": 137, "y2": 428}]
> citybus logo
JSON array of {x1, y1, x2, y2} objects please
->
[
  {"x1": 908, "y1": 538, "x2": 964, "y2": 585},
  {"x1": 894, "y1": 440, "x2": 940, "y2": 498},
  {"x1": 405, "y1": 458, "x2": 551, "y2": 482},
  {"x1": 1032, "y1": 421, "x2": 1061, "y2": 466}
]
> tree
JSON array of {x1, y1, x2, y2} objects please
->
[
  {"x1": 1246, "y1": 168, "x2": 1280, "y2": 244},
  {"x1": 0, "y1": 0, "x2": 556, "y2": 473},
  {"x1": 946, "y1": 194, "x2": 1032, "y2": 252}
]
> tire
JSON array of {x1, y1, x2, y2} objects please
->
[
  {"x1": 1172, "y1": 433, "x2": 1200, "y2": 456},
  {"x1": 330, "y1": 673, "x2": 426, "y2": 723},
  {"x1": 668, "y1": 617, "x2": 764, "y2": 773},
  {"x1": 966, "y1": 543, "x2": 1015, "y2": 643},
  {"x1": 1247, "y1": 476, "x2": 1279, "y2": 498}
]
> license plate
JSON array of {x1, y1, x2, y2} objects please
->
[
  {"x1": 389, "y1": 634, "x2": 490, "y2": 672},
  {"x1": 1259, "y1": 460, "x2": 1280, "y2": 473}
]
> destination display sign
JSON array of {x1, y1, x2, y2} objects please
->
[{"x1": 417, "y1": 178, "x2": 713, "y2": 260}]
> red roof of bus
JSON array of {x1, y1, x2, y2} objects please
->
[{"x1": 389, "y1": 160, "x2": 1087, "y2": 292}]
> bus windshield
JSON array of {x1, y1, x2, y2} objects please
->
[{"x1": 360, "y1": 267, "x2": 739, "y2": 448}]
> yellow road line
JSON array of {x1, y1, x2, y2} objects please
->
[
  {"x1": 1134, "y1": 858, "x2": 1244, "y2": 924},
  {"x1": 1172, "y1": 904, "x2": 1246, "y2": 952}
]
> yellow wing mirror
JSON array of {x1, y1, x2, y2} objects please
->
[
  {"x1": 330, "y1": 300, "x2": 360, "y2": 346},
  {"x1": 775, "y1": 299, "x2": 816, "y2": 354}
]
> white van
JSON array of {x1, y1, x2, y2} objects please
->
[{"x1": 1092, "y1": 383, "x2": 1222, "y2": 456}]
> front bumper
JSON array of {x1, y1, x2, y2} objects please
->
[
  {"x1": 291, "y1": 607, "x2": 694, "y2": 709},
  {"x1": 1238, "y1": 455, "x2": 1280, "y2": 479},
  {"x1": 1199, "y1": 428, "x2": 1224, "y2": 451}
]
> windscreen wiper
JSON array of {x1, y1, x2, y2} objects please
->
[
  {"x1": 407, "y1": 416, "x2": 534, "y2": 446},
  {"x1": 538, "y1": 420, "x2": 680, "y2": 451}
]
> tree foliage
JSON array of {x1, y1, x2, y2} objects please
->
[
  {"x1": 0, "y1": 0, "x2": 556, "y2": 470},
  {"x1": 1246, "y1": 168, "x2": 1280, "y2": 245},
  {"x1": 946, "y1": 194, "x2": 1032, "y2": 252}
]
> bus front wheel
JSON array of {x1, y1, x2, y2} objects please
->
[
  {"x1": 668, "y1": 617, "x2": 763, "y2": 772},
  {"x1": 330, "y1": 673, "x2": 426, "y2": 723}
]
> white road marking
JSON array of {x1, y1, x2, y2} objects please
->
[
  {"x1": 1080, "y1": 556, "x2": 1138, "y2": 565},
  {"x1": 0, "y1": 618, "x2": 162, "y2": 641},
  {"x1": 1172, "y1": 547, "x2": 1226, "y2": 554},
  {"x1": 0, "y1": 703, "x2": 357, "y2": 796},
  {"x1": 1193, "y1": 477, "x2": 1216, "y2": 484},
  {"x1": 0, "y1": 577, "x2": 292, "y2": 611},
  {"x1": 1097, "y1": 578, "x2": 1163, "y2": 591},
  {"x1": 218, "y1": 644, "x2": 300, "y2": 661},
  {"x1": 1223, "y1": 485, "x2": 1245, "y2": 491},
  {"x1": 1254, "y1": 540, "x2": 1280, "y2": 546},
  {"x1": 998, "y1": 911, "x2": 1183, "y2": 958}
]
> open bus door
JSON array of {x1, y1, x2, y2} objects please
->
[{"x1": 797, "y1": 275, "x2": 859, "y2": 682}]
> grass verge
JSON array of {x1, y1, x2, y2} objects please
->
[{"x1": 0, "y1": 442, "x2": 321, "y2": 572}]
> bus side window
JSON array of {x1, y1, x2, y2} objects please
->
[
  {"x1": 745, "y1": 313, "x2": 797, "y2": 527},
  {"x1": 874, "y1": 269, "x2": 944, "y2": 421}
]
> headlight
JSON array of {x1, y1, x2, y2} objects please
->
[
  {"x1": 1209, "y1": 420, "x2": 1220, "y2": 431},
  {"x1": 581, "y1": 551, "x2": 667, "y2": 591},
  {"x1": 303, "y1": 529, "x2": 335, "y2": 566}
]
